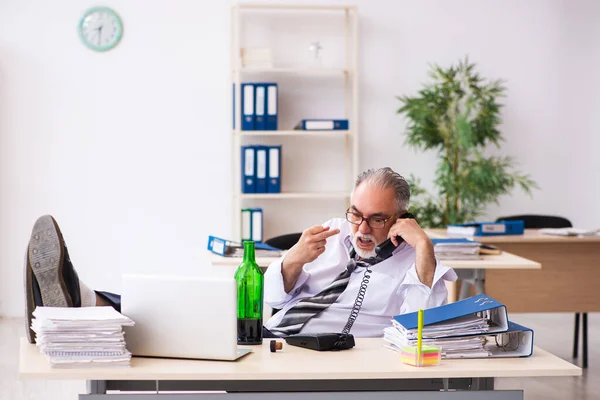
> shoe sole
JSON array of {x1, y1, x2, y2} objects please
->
[
  {"x1": 24, "y1": 253, "x2": 35, "y2": 343},
  {"x1": 25, "y1": 215, "x2": 73, "y2": 342}
]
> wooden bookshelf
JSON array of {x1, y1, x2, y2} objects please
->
[{"x1": 231, "y1": 4, "x2": 358, "y2": 241}]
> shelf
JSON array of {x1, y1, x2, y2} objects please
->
[
  {"x1": 236, "y1": 130, "x2": 350, "y2": 137},
  {"x1": 230, "y1": 4, "x2": 358, "y2": 242},
  {"x1": 236, "y1": 4, "x2": 356, "y2": 11},
  {"x1": 233, "y1": 67, "x2": 351, "y2": 75},
  {"x1": 240, "y1": 192, "x2": 349, "y2": 200}
]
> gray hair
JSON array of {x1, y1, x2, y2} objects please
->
[{"x1": 353, "y1": 167, "x2": 410, "y2": 212}]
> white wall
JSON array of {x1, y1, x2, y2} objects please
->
[{"x1": 1, "y1": 0, "x2": 598, "y2": 317}]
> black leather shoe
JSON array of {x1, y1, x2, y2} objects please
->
[{"x1": 24, "y1": 215, "x2": 81, "y2": 343}]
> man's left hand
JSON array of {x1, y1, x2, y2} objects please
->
[
  {"x1": 387, "y1": 218, "x2": 430, "y2": 249},
  {"x1": 387, "y1": 217, "x2": 436, "y2": 287}
]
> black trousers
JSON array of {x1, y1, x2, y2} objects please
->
[{"x1": 95, "y1": 291, "x2": 280, "y2": 339}]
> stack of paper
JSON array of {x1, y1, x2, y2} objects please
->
[
  {"x1": 384, "y1": 327, "x2": 491, "y2": 358},
  {"x1": 539, "y1": 228, "x2": 599, "y2": 237},
  {"x1": 391, "y1": 314, "x2": 490, "y2": 339},
  {"x1": 431, "y1": 238, "x2": 481, "y2": 260},
  {"x1": 383, "y1": 314, "x2": 490, "y2": 358},
  {"x1": 384, "y1": 314, "x2": 492, "y2": 358},
  {"x1": 31, "y1": 306, "x2": 135, "y2": 368}
]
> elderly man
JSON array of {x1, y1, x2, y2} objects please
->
[{"x1": 264, "y1": 167, "x2": 456, "y2": 337}]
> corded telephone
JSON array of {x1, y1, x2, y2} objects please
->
[
  {"x1": 285, "y1": 332, "x2": 355, "y2": 351},
  {"x1": 284, "y1": 212, "x2": 417, "y2": 351}
]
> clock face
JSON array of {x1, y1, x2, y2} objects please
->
[{"x1": 78, "y1": 7, "x2": 123, "y2": 52}]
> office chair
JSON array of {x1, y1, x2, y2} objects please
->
[
  {"x1": 264, "y1": 232, "x2": 302, "y2": 250},
  {"x1": 496, "y1": 214, "x2": 588, "y2": 368},
  {"x1": 495, "y1": 214, "x2": 572, "y2": 230}
]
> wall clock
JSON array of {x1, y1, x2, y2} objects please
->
[{"x1": 78, "y1": 7, "x2": 123, "y2": 52}]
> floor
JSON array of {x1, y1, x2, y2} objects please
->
[{"x1": 1, "y1": 313, "x2": 598, "y2": 400}]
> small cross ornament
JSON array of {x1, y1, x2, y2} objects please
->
[{"x1": 309, "y1": 41, "x2": 323, "y2": 61}]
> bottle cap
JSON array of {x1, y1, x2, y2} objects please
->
[{"x1": 270, "y1": 340, "x2": 283, "y2": 352}]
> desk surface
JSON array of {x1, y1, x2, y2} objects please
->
[
  {"x1": 427, "y1": 228, "x2": 600, "y2": 244},
  {"x1": 19, "y1": 337, "x2": 579, "y2": 381},
  {"x1": 208, "y1": 252, "x2": 284, "y2": 268},
  {"x1": 429, "y1": 228, "x2": 600, "y2": 312},
  {"x1": 208, "y1": 250, "x2": 541, "y2": 270}
]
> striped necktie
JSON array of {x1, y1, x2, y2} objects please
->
[{"x1": 270, "y1": 252, "x2": 381, "y2": 336}]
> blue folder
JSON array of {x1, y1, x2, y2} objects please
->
[
  {"x1": 255, "y1": 146, "x2": 268, "y2": 193},
  {"x1": 447, "y1": 220, "x2": 524, "y2": 236},
  {"x1": 254, "y1": 84, "x2": 267, "y2": 131},
  {"x1": 393, "y1": 294, "x2": 509, "y2": 338},
  {"x1": 241, "y1": 83, "x2": 255, "y2": 130},
  {"x1": 266, "y1": 83, "x2": 278, "y2": 130},
  {"x1": 394, "y1": 321, "x2": 534, "y2": 358},
  {"x1": 241, "y1": 146, "x2": 256, "y2": 193},
  {"x1": 207, "y1": 235, "x2": 282, "y2": 257},
  {"x1": 267, "y1": 145, "x2": 281, "y2": 193},
  {"x1": 487, "y1": 321, "x2": 534, "y2": 358},
  {"x1": 294, "y1": 119, "x2": 349, "y2": 130}
]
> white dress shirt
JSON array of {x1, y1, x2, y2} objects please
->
[{"x1": 264, "y1": 218, "x2": 457, "y2": 337}]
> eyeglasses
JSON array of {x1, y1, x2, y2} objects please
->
[{"x1": 345, "y1": 210, "x2": 396, "y2": 229}]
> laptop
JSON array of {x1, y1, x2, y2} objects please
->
[{"x1": 121, "y1": 274, "x2": 252, "y2": 361}]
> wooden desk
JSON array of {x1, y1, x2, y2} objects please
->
[
  {"x1": 209, "y1": 249, "x2": 539, "y2": 304},
  {"x1": 207, "y1": 251, "x2": 541, "y2": 271},
  {"x1": 427, "y1": 229, "x2": 600, "y2": 313},
  {"x1": 19, "y1": 338, "x2": 579, "y2": 399},
  {"x1": 209, "y1": 249, "x2": 540, "y2": 304}
]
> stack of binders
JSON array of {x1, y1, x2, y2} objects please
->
[
  {"x1": 383, "y1": 294, "x2": 535, "y2": 359},
  {"x1": 234, "y1": 82, "x2": 278, "y2": 131},
  {"x1": 241, "y1": 145, "x2": 281, "y2": 193}
]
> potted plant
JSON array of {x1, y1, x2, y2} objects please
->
[{"x1": 398, "y1": 57, "x2": 537, "y2": 228}]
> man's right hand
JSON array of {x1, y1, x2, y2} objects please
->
[{"x1": 281, "y1": 225, "x2": 341, "y2": 293}]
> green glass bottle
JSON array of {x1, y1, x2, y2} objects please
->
[{"x1": 234, "y1": 241, "x2": 264, "y2": 345}]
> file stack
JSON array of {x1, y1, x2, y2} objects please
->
[
  {"x1": 234, "y1": 82, "x2": 278, "y2": 131},
  {"x1": 431, "y1": 238, "x2": 481, "y2": 260},
  {"x1": 384, "y1": 315, "x2": 492, "y2": 358},
  {"x1": 31, "y1": 306, "x2": 135, "y2": 368},
  {"x1": 383, "y1": 294, "x2": 535, "y2": 359},
  {"x1": 241, "y1": 145, "x2": 281, "y2": 193}
]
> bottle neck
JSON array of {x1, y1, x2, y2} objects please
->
[{"x1": 243, "y1": 241, "x2": 256, "y2": 263}]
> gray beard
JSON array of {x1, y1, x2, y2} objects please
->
[{"x1": 351, "y1": 235, "x2": 377, "y2": 259}]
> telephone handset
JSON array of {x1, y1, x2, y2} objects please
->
[{"x1": 374, "y1": 212, "x2": 416, "y2": 260}]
